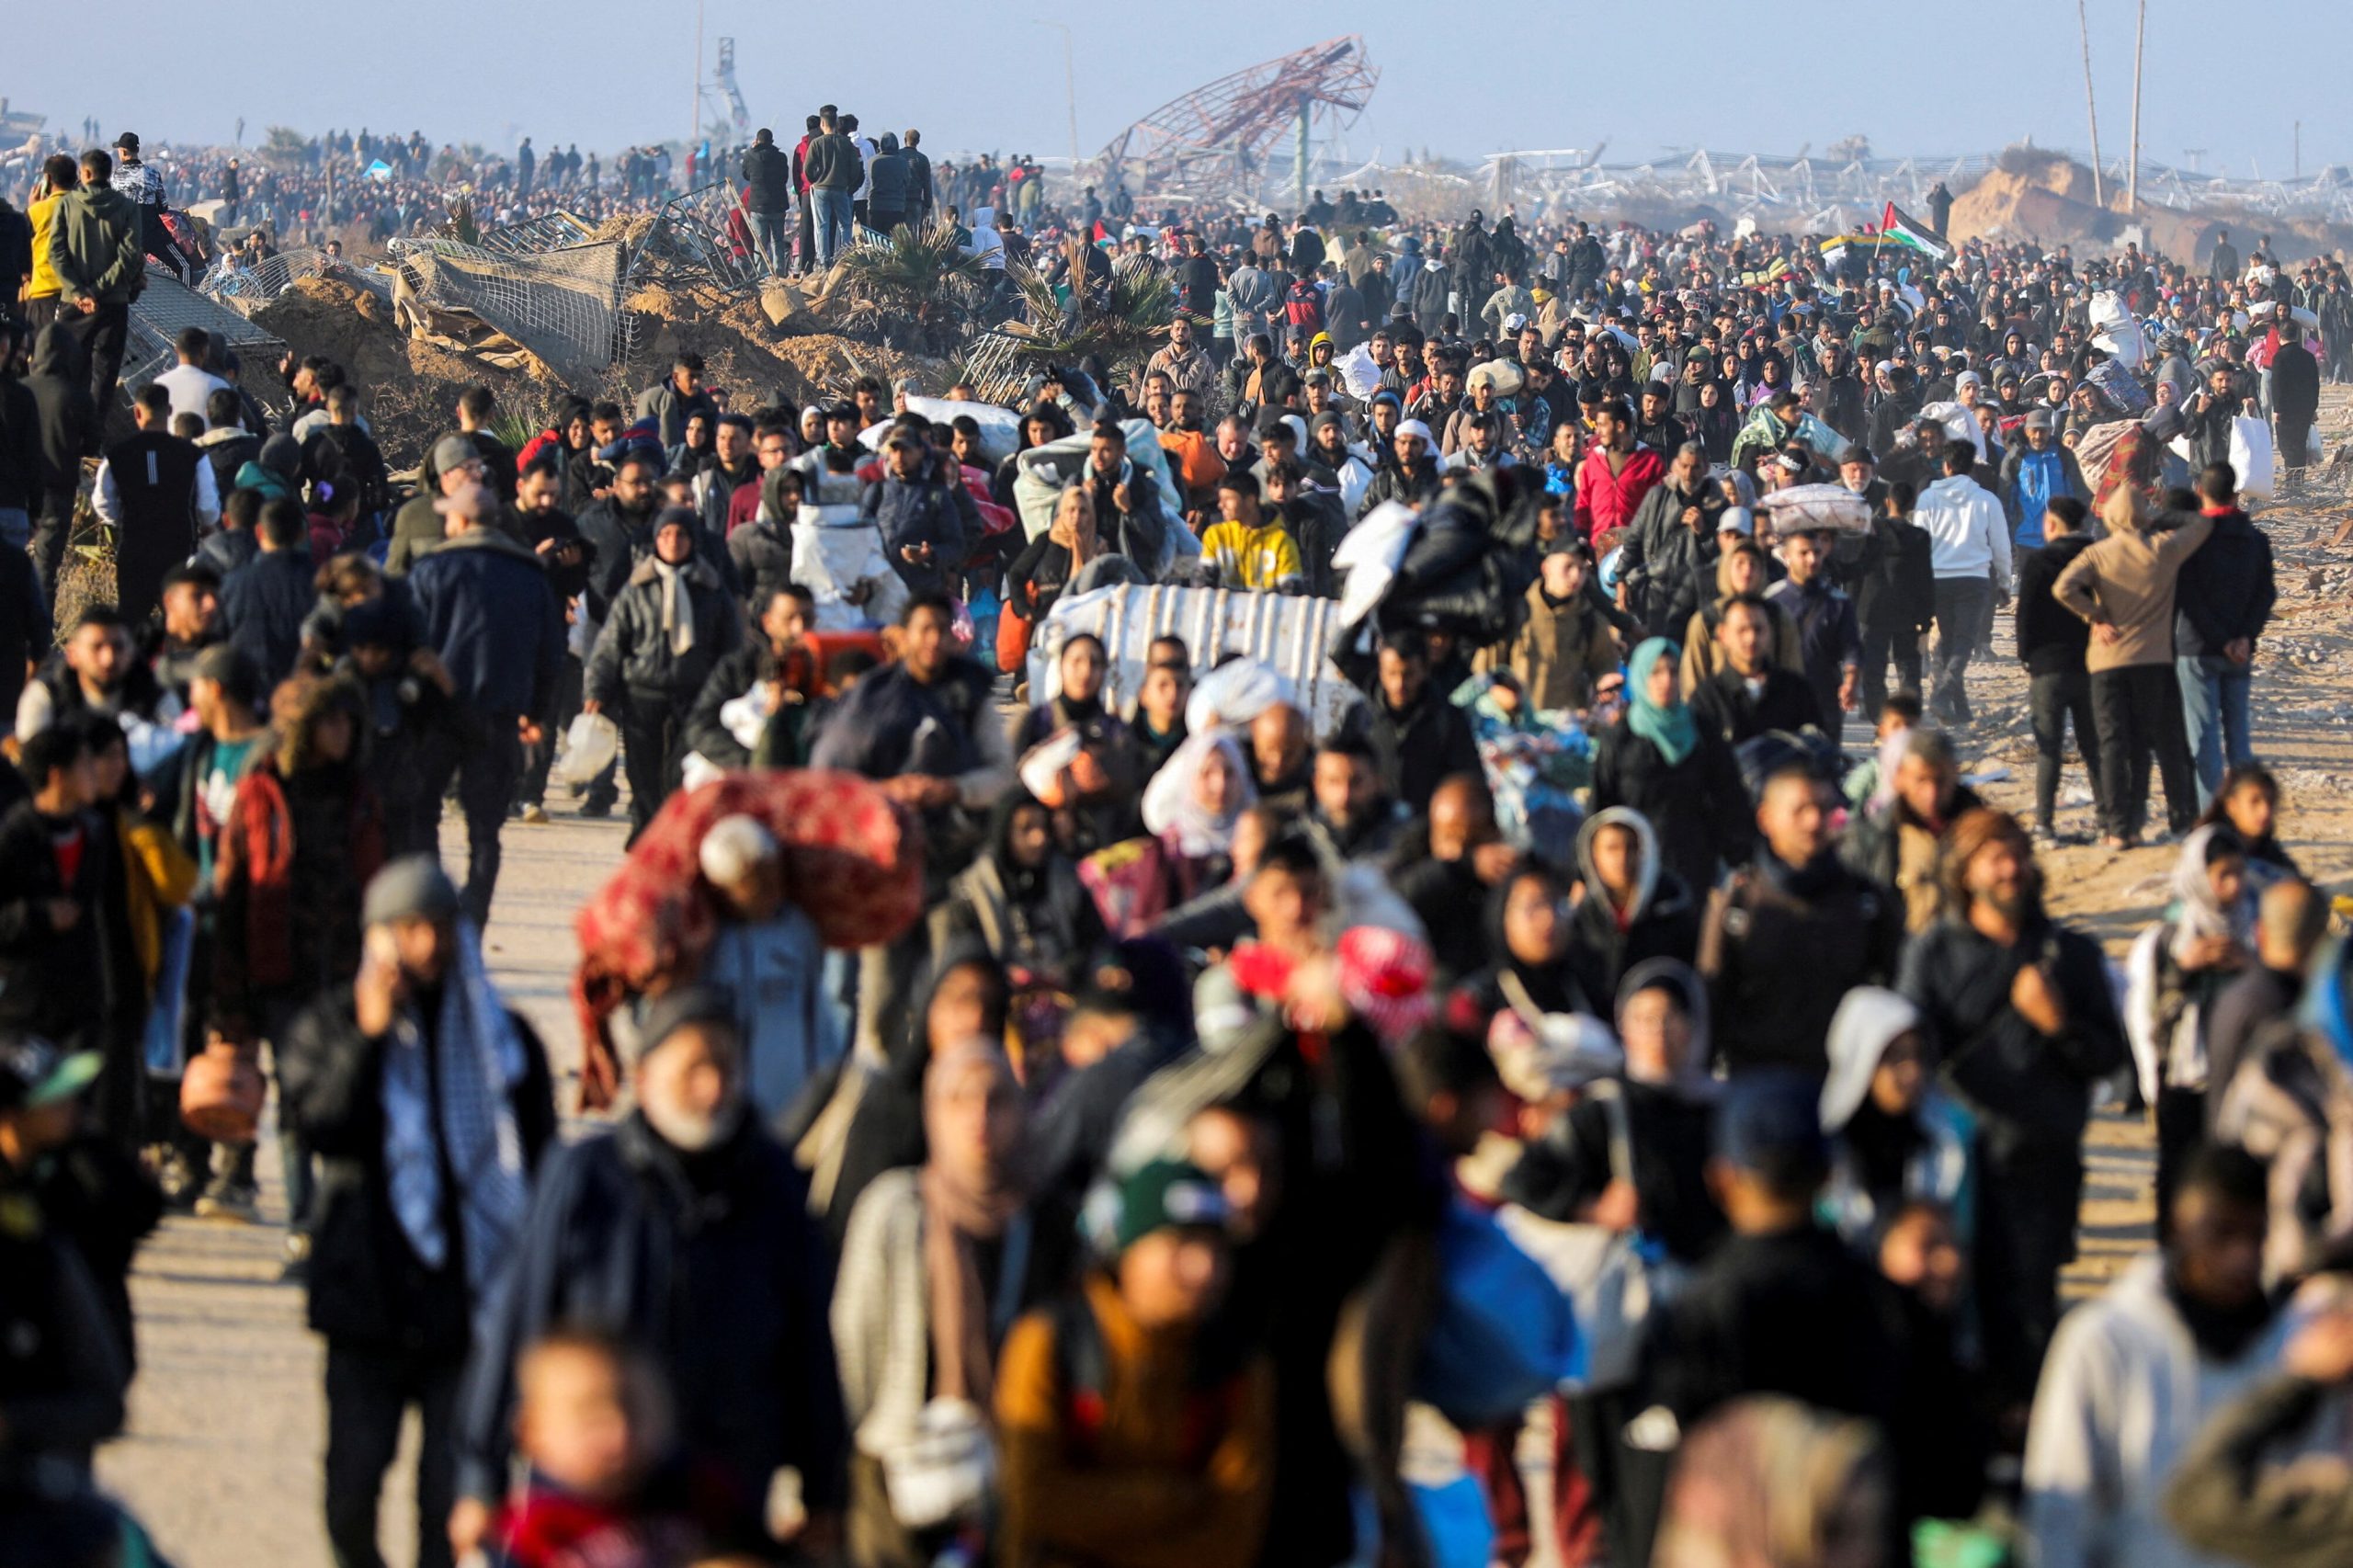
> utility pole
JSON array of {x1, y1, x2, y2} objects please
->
[
  {"x1": 2295, "y1": 121, "x2": 2302, "y2": 179},
  {"x1": 2077, "y1": 0, "x2": 2106, "y2": 208},
  {"x1": 2127, "y1": 0, "x2": 2144, "y2": 211},
  {"x1": 690, "y1": 0, "x2": 704, "y2": 157}
]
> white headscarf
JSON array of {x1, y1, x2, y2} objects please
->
[
  {"x1": 2169, "y1": 824, "x2": 2256, "y2": 958},
  {"x1": 1142, "y1": 730, "x2": 1255, "y2": 859}
]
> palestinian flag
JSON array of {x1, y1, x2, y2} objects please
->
[{"x1": 1880, "y1": 201, "x2": 1953, "y2": 262}]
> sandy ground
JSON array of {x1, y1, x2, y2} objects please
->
[
  {"x1": 91, "y1": 388, "x2": 2353, "y2": 1563},
  {"x1": 94, "y1": 803, "x2": 627, "y2": 1568}
]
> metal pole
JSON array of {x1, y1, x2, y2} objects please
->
[
  {"x1": 1062, "y1": 28, "x2": 1080, "y2": 173},
  {"x1": 1297, "y1": 101, "x2": 1311, "y2": 212},
  {"x1": 2077, "y1": 0, "x2": 2106, "y2": 208},
  {"x1": 2128, "y1": 0, "x2": 2143, "y2": 210},
  {"x1": 691, "y1": 0, "x2": 705, "y2": 156}
]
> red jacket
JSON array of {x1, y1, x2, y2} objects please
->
[{"x1": 1574, "y1": 444, "x2": 1665, "y2": 543}]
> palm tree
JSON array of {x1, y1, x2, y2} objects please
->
[
  {"x1": 819, "y1": 222, "x2": 990, "y2": 353},
  {"x1": 1001, "y1": 242, "x2": 1175, "y2": 383}
]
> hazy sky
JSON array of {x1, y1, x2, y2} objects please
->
[{"x1": 9, "y1": 0, "x2": 2345, "y2": 181}]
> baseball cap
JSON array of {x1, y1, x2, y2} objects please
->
[
  {"x1": 0, "y1": 1034, "x2": 102, "y2": 1113},
  {"x1": 1088, "y1": 1157, "x2": 1232, "y2": 1256},
  {"x1": 431, "y1": 435, "x2": 481, "y2": 473},
  {"x1": 1836, "y1": 444, "x2": 1874, "y2": 468},
  {"x1": 1715, "y1": 1068, "x2": 1829, "y2": 1178},
  {"x1": 1503, "y1": 312, "x2": 1529, "y2": 333},
  {"x1": 1717, "y1": 506, "x2": 1755, "y2": 536}
]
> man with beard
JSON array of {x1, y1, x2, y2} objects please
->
[
  {"x1": 15, "y1": 605, "x2": 176, "y2": 765},
  {"x1": 1360, "y1": 632, "x2": 1480, "y2": 815},
  {"x1": 693, "y1": 414, "x2": 761, "y2": 541},
  {"x1": 1901, "y1": 810, "x2": 2126, "y2": 1416},
  {"x1": 1809, "y1": 341, "x2": 1869, "y2": 442},
  {"x1": 280, "y1": 858, "x2": 555, "y2": 1568},
  {"x1": 1618, "y1": 441, "x2": 1722, "y2": 639},
  {"x1": 451, "y1": 985, "x2": 847, "y2": 1562},
  {"x1": 2027, "y1": 1146, "x2": 2282, "y2": 1568}
]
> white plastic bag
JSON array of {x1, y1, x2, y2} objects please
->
[
  {"x1": 2230, "y1": 415, "x2": 2276, "y2": 501},
  {"x1": 559, "y1": 711, "x2": 620, "y2": 785}
]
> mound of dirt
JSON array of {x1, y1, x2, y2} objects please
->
[
  {"x1": 1949, "y1": 169, "x2": 2121, "y2": 249},
  {"x1": 253, "y1": 277, "x2": 412, "y2": 392},
  {"x1": 1994, "y1": 143, "x2": 2105, "y2": 204},
  {"x1": 620, "y1": 283, "x2": 952, "y2": 410}
]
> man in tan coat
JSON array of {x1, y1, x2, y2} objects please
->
[
  {"x1": 2052, "y1": 488, "x2": 2213, "y2": 847},
  {"x1": 1506, "y1": 550, "x2": 1622, "y2": 710}
]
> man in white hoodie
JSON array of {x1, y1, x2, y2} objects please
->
[
  {"x1": 2025, "y1": 1143, "x2": 2289, "y2": 1568},
  {"x1": 1912, "y1": 442, "x2": 2011, "y2": 724}
]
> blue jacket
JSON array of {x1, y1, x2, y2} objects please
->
[
  {"x1": 219, "y1": 548, "x2": 316, "y2": 687},
  {"x1": 406, "y1": 528, "x2": 564, "y2": 720},
  {"x1": 1999, "y1": 445, "x2": 2087, "y2": 547},
  {"x1": 859, "y1": 460, "x2": 979, "y2": 596},
  {"x1": 454, "y1": 1115, "x2": 848, "y2": 1517}
]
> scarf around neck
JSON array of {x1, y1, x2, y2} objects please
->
[
  {"x1": 1625, "y1": 637, "x2": 1699, "y2": 766},
  {"x1": 652, "y1": 560, "x2": 696, "y2": 657}
]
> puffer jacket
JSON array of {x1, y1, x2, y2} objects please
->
[
  {"x1": 1999, "y1": 444, "x2": 2088, "y2": 545},
  {"x1": 865, "y1": 134, "x2": 911, "y2": 217},
  {"x1": 407, "y1": 528, "x2": 566, "y2": 719},
  {"x1": 740, "y1": 140, "x2": 793, "y2": 214},
  {"x1": 586, "y1": 555, "x2": 741, "y2": 702},
  {"x1": 860, "y1": 460, "x2": 979, "y2": 596}
]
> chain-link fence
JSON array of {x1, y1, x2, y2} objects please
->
[
  {"x1": 126, "y1": 267, "x2": 290, "y2": 397},
  {"x1": 198, "y1": 248, "x2": 396, "y2": 311},
  {"x1": 388, "y1": 236, "x2": 631, "y2": 387},
  {"x1": 623, "y1": 182, "x2": 767, "y2": 293}
]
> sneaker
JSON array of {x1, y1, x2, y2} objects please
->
[
  {"x1": 153, "y1": 1149, "x2": 200, "y2": 1210},
  {"x1": 194, "y1": 1178, "x2": 260, "y2": 1224},
  {"x1": 520, "y1": 804, "x2": 550, "y2": 824},
  {"x1": 577, "y1": 797, "x2": 614, "y2": 820}
]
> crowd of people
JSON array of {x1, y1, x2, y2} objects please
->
[{"x1": 6, "y1": 102, "x2": 2353, "y2": 1568}]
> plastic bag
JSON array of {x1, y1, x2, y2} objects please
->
[
  {"x1": 559, "y1": 712, "x2": 620, "y2": 785},
  {"x1": 1336, "y1": 341, "x2": 1382, "y2": 401},
  {"x1": 1414, "y1": 1196, "x2": 1581, "y2": 1428},
  {"x1": 1333, "y1": 501, "x2": 1419, "y2": 631},
  {"x1": 2231, "y1": 415, "x2": 2276, "y2": 501}
]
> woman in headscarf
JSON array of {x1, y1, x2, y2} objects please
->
[
  {"x1": 2195, "y1": 763, "x2": 2303, "y2": 892},
  {"x1": 1003, "y1": 484, "x2": 1099, "y2": 651},
  {"x1": 799, "y1": 944, "x2": 1013, "y2": 1245},
  {"x1": 2127, "y1": 823, "x2": 2256, "y2": 1224},
  {"x1": 832, "y1": 1040, "x2": 1071, "y2": 1566},
  {"x1": 1591, "y1": 640, "x2": 1750, "y2": 898},
  {"x1": 1654, "y1": 1397, "x2": 1893, "y2": 1568},
  {"x1": 1014, "y1": 632, "x2": 1142, "y2": 851},
  {"x1": 1084, "y1": 729, "x2": 1260, "y2": 942},
  {"x1": 1690, "y1": 377, "x2": 1740, "y2": 463},
  {"x1": 1819, "y1": 986, "x2": 1975, "y2": 1249},
  {"x1": 1460, "y1": 857, "x2": 1601, "y2": 1028},
  {"x1": 929, "y1": 791, "x2": 1105, "y2": 1027},
  {"x1": 1566, "y1": 806, "x2": 1701, "y2": 1006}
]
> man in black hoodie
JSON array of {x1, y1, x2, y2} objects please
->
[
  {"x1": 740, "y1": 128, "x2": 793, "y2": 275},
  {"x1": 2016, "y1": 495, "x2": 2101, "y2": 840}
]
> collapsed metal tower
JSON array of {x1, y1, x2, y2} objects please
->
[{"x1": 1095, "y1": 36, "x2": 1378, "y2": 205}]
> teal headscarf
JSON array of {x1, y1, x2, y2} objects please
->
[{"x1": 1625, "y1": 638, "x2": 1698, "y2": 766}]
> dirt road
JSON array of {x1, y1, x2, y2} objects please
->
[{"x1": 93, "y1": 806, "x2": 626, "y2": 1568}]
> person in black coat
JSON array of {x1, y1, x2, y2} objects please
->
[
  {"x1": 2174, "y1": 467, "x2": 2278, "y2": 801},
  {"x1": 217, "y1": 499, "x2": 316, "y2": 687},
  {"x1": 1591, "y1": 640, "x2": 1750, "y2": 900},
  {"x1": 1699, "y1": 763, "x2": 1904, "y2": 1078},
  {"x1": 1898, "y1": 808, "x2": 2127, "y2": 1412},
  {"x1": 1566, "y1": 807, "x2": 1702, "y2": 1007},
  {"x1": 1688, "y1": 596, "x2": 1825, "y2": 743},
  {"x1": 2270, "y1": 328, "x2": 2321, "y2": 471},
  {"x1": 19, "y1": 322, "x2": 97, "y2": 600},
  {"x1": 278, "y1": 858, "x2": 556, "y2": 1568},
  {"x1": 1358, "y1": 632, "x2": 1480, "y2": 816},
  {"x1": 2015, "y1": 496, "x2": 2101, "y2": 836},
  {"x1": 452, "y1": 984, "x2": 847, "y2": 1559},
  {"x1": 585, "y1": 508, "x2": 742, "y2": 841}
]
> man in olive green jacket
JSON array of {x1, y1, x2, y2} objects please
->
[{"x1": 45, "y1": 149, "x2": 144, "y2": 415}]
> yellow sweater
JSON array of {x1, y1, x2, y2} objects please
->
[
  {"x1": 28, "y1": 193, "x2": 63, "y2": 300},
  {"x1": 117, "y1": 810, "x2": 198, "y2": 984},
  {"x1": 995, "y1": 1274, "x2": 1275, "y2": 1568}
]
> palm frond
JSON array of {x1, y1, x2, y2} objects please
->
[
  {"x1": 1001, "y1": 253, "x2": 1176, "y2": 378},
  {"x1": 819, "y1": 222, "x2": 988, "y2": 338}
]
